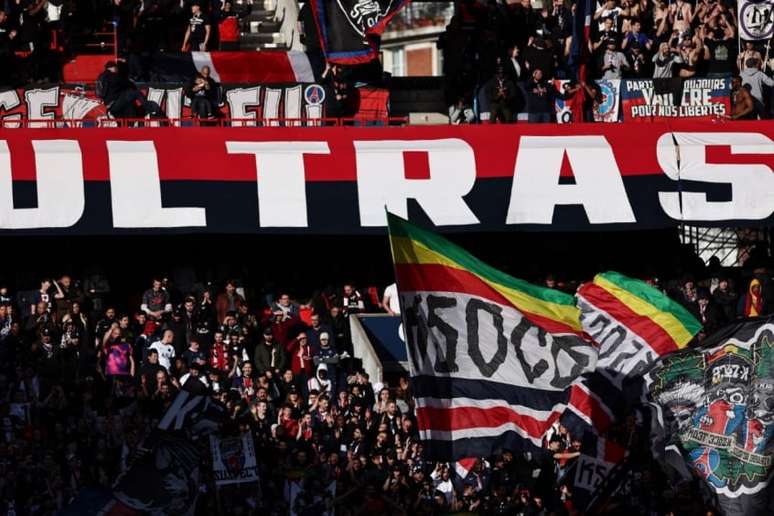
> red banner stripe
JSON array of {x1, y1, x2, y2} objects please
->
[
  {"x1": 579, "y1": 283, "x2": 678, "y2": 355},
  {"x1": 415, "y1": 405, "x2": 561, "y2": 439},
  {"x1": 395, "y1": 262, "x2": 580, "y2": 335},
  {"x1": 568, "y1": 384, "x2": 613, "y2": 433},
  {"x1": 209, "y1": 52, "x2": 300, "y2": 83}
]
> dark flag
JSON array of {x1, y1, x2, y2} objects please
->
[
  {"x1": 570, "y1": 0, "x2": 593, "y2": 80},
  {"x1": 647, "y1": 317, "x2": 774, "y2": 516},
  {"x1": 309, "y1": 0, "x2": 410, "y2": 64},
  {"x1": 112, "y1": 433, "x2": 202, "y2": 515},
  {"x1": 111, "y1": 380, "x2": 225, "y2": 515}
]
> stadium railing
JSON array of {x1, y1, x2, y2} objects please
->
[{"x1": 0, "y1": 117, "x2": 410, "y2": 128}]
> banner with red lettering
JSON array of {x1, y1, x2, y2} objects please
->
[{"x1": 0, "y1": 122, "x2": 771, "y2": 234}]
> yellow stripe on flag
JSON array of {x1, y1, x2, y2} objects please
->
[
  {"x1": 595, "y1": 275, "x2": 694, "y2": 347},
  {"x1": 392, "y1": 236, "x2": 581, "y2": 332}
]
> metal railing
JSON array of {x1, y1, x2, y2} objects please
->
[{"x1": 0, "y1": 117, "x2": 409, "y2": 129}]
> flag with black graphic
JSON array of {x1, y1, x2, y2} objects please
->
[
  {"x1": 647, "y1": 317, "x2": 774, "y2": 516},
  {"x1": 112, "y1": 380, "x2": 226, "y2": 515},
  {"x1": 309, "y1": 0, "x2": 411, "y2": 64}
]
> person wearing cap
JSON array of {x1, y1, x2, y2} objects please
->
[
  {"x1": 289, "y1": 333, "x2": 313, "y2": 380},
  {"x1": 179, "y1": 360, "x2": 209, "y2": 389},
  {"x1": 253, "y1": 326, "x2": 287, "y2": 377},
  {"x1": 599, "y1": 36, "x2": 629, "y2": 79}
]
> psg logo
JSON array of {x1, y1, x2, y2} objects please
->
[{"x1": 304, "y1": 84, "x2": 326, "y2": 106}]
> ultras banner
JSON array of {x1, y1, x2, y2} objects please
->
[
  {"x1": 621, "y1": 77, "x2": 731, "y2": 121},
  {"x1": 0, "y1": 83, "x2": 327, "y2": 125},
  {"x1": 0, "y1": 122, "x2": 773, "y2": 234}
]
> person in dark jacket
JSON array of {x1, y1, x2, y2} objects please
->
[
  {"x1": 524, "y1": 68, "x2": 554, "y2": 123},
  {"x1": 185, "y1": 66, "x2": 219, "y2": 118},
  {"x1": 696, "y1": 288, "x2": 726, "y2": 335},
  {"x1": 253, "y1": 327, "x2": 287, "y2": 376},
  {"x1": 97, "y1": 61, "x2": 159, "y2": 119},
  {"x1": 712, "y1": 277, "x2": 738, "y2": 322},
  {"x1": 484, "y1": 64, "x2": 518, "y2": 123}
]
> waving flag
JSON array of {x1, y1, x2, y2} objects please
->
[
  {"x1": 387, "y1": 212, "x2": 595, "y2": 460},
  {"x1": 310, "y1": 0, "x2": 411, "y2": 64},
  {"x1": 648, "y1": 318, "x2": 774, "y2": 516},
  {"x1": 562, "y1": 272, "x2": 701, "y2": 510}
]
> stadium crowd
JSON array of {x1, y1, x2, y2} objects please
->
[
  {"x1": 438, "y1": 0, "x2": 774, "y2": 122},
  {"x1": 0, "y1": 249, "x2": 771, "y2": 515},
  {"x1": 2, "y1": 0, "x2": 772, "y2": 123}
]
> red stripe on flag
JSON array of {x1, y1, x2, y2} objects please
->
[
  {"x1": 395, "y1": 263, "x2": 580, "y2": 335},
  {"x1": 604, "y1": 439, "x2": 627, "y2": 464},
  {"x1": 568, "y1": 384, "x2": 613, "y2": 433},
  {"x1": 415, "y1": 405, "x2": 560, "y2": 439},
  {"x1": 579, "y1": 283, "x2": 678, "y2": 355},
  {"x1": 209, "y1": 52, "x2": 298, "y2": 83}
]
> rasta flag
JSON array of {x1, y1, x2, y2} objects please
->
[
  {"x1": 562, "y1": 272, "x2": 701, "y2": 511},
  {"x1": 647, "y1": 317, "x2": 774, "y2": 516},
  {"x1": 578, "y1": 271, "x2": 702, "y2": 377},
  {"x1": 387, "y1": 212, "x2": 595, "y2": 461},
  {"x1": 565, "y1": 271, "x2": 701, "y2": 435}
]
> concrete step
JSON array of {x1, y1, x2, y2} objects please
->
[
  {"x1": 257, "y1": 20, "x2": 282, "y2": 32},
  {"x1": 244, "y1": 9, "x2": 276, "y2": 20},
  {"x1": 239, "y1": 32, "x2": 286, "y2": 46}
]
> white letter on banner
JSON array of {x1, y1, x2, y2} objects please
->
[
  {"x1": 657, "y1": 132, "x2": 774, "y2": 221},
  {"x1": 354, "y1": 139, "x2": 479, "y2": 227},
  {"x1": 507, "y1": 136, "x2": 635, "y2": 224},
  {"x1": 0, "y1": 140, "x2": 84, "y2": 228},
  {"x1": 226, "y1": 87, "x2": 260, "y2": 127},
  {"x1": 107, "y1": 141, "x2": 206, "y2": 228},
  {"x1": 25, "y1": 88, "x2": 59, "y2": 128},
  {"x1": 0, "y1": 90, "x2": 22, "y2": 127},
  {"x1": 226, "y1": 141, "x2": 330, "y2": 227}
]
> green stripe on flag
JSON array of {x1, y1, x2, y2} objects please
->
[
  {"x1": 387, "y1": 212, "x2": 576, "y2": 307},
  {"x1": 598, "y1": 271, "x2": 702, "y2": 336}
]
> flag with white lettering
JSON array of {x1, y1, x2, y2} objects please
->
[
  {"x1": 621, "y1": 77, "x2": 731, "y2": 121},
  {"x1": 739, "y1": 0, "x2": 774, "y2": 41},
  {"x1": 113, "y1": 381, "x2": 225, "y2": 514},
  {"x1": 158, "y1": 379, "x2": 225, "y2": 434},
  {"x1": 647, "y1": 317, "x2": 774, "y2": 516},
  {"x1": 309, "y1": 0, "x2": 410, "y2": 64},
  {"x1": 387, "y1": 212, "x2": 596, "y2": 460},
  {"x1": 562, "y1": 272, "x2": 701, "y2": 509}
]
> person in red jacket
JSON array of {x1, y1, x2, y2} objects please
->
[
  {"x1": 289, "y1": 333, "x2": 313, "y2": 379},
  {"x1": 218, "y1": 1, "x2": 240, "y2": 51}
]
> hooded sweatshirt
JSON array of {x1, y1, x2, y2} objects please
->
[
  {"x1": 307, "y1": 363, "x2": 332, "y2": 394},
  {"x1": 741, "y1": 67, "x2": 774, "y2": 104}
]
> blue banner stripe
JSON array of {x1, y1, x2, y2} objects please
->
[{"x1": 411, "y1": 375, "x2": 568, "y2": 410}]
